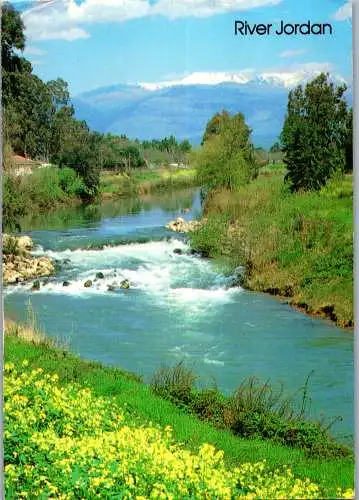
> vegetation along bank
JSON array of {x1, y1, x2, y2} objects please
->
[
  {"x1": 4, "y1": 322, "x2": 354, "y2": 498},
  {"x1": 189, "y1": 75, "x2": 353, "y2": 328}
]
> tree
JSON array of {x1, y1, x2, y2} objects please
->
[
  {"x1": 1, "y1": 2, "x2": 26, "y2": 73},
  {"x1": 201, "y1": 110, "x2": 230, "y2": 145},
  {"x1": 269, "y1": 142, "x2": 281, "y2": 153},
  {"x1": 280, "y1": 73, "x2": 349, "y2": 191},
  {"x1": 57, "y1": 125, "x2": 101, "y2": 200},
  {"x1": 196, "y1": 111, "x2": 256, "y2": 191}
]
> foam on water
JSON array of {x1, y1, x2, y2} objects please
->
[{"x1": 5, "y1": 239, "x2": 242, "y2": 311}]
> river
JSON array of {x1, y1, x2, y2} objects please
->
[{"x1": 4, "y1": 187, "x2": 354, "y2": 442}]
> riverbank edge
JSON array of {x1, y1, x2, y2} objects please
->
[
  {"x1": 4, "y1": 323, "x2": 354, "y2": 497},
  {"x1": 185, "y1": 175, "x2": 353, "y2": 330},
  {"x1": 100, "y1": 167, "x2": 199, "y2": 200},
  {"x1": 3, "y1": 235, "x2": 56, "y2": 286}
]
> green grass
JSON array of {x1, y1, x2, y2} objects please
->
[
  {"x1": 190, "y1": 173, "x2": 353, "y2": 327},
  {"x1": 100, "y1": 167, "x2": 198, "y2": 198},
  {"x1": 5, "y1": 332, "x2": 354, "y2": 497}
]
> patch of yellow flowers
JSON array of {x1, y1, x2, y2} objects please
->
[{"x1": 4, "y1": 361, "x2": 354, "y2": 499}]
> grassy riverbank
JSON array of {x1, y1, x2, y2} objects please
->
[
  {"x1": 3, "y1": 167, "x2": 84, "y2": 231},
  {"x1": 190, "y1": 171, "x2": 353, "y2": 328},
  {"x1": 4, "y1": 323, "x2": 354, "y2": 498},
  {"x1": 100, "y1": 167, "x2": 198, "y2": 199}
]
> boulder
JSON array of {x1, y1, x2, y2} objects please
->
[
  {"x1": 166, "y1": 217, "x2": 203, "y2": 233},
  {"x1": 63, "y1": 281, "x2": 71, "y2": 287},
  {"x1": 96, "y1": 272, "x2": 105, "y2": 279},
  {"x1": 84, "y1": 280, "x2": 93, "y2": 288},
  {"x1": 173, "y1": 248, "x2": 183, "y2": 255},
  {"x1": 18, "y1": 236, "x2": 34, "y2": 252},
  {"x1": 2, "y1": 235, "x2": 55, "y2": 286},
  {"x1": 120, "y1": 279, "x2": 130, "y2": 289}
]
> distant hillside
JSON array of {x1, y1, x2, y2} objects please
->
[{"x1": 72, "y1": 75, "x2": 352, "y2": 149}]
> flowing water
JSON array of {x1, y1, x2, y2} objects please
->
[{"x1": 4, "y1": 188, "x2": 353, "y2": 442}]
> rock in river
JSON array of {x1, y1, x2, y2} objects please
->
[
  {"x1": 96, "y1": 272, "x2": 105, "y2": 279},
  {"x1": 120, "y1": 279, "x2": 130, "y2": 289},
  {"x1": 3, "y1": 234, "x2": 55, "y2": 286},
  {"x1": 84, "y1": 280, "x2": 93, "y2": 288},
  {"x1": 32, "y1": 280, "x2": 40, "y2": 291},
  {"x1": 166, "y1": 217, "x2": 203, "y2": 233}
]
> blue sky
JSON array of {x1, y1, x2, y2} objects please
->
[{"x1": 18, "y1": 0, "x2": 352, "y2": 96}]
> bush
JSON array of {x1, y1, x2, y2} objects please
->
[
  {"x1": 22, "y1": 167, "x2": 65, "y2": 208},
  {"x1": 189, "y1": 214, "x2": 229, "y2": 258},
  {"x1": 58, "y1": 167, "x2": 85, "y2": 196},
  {"x1": 150, "y1": 361, "x2": 197, "y2": 405},
  {"x1": 149, "y1": 365, "x2": 352, "y2": 460},
  {"x1": 2, "y1": 174, "x2": 28, "y2": 231}
]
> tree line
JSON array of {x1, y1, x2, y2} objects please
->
[
  {"x1": 196, "y1": 73, "x2": 353, "y2": 193},
  {"x1": 2, "y1": 3, "x2": 192, "y2": 196}
]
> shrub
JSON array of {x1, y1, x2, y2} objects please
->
[
  {"x1": 22, "y1": 167, "x2": 65, "y2": 208},
  {"x1": 2, "y1": 174, "x2": 28, "y2": 231},
  {"x1": 149, "y1": 365, "x2": 352, "y2": 460},
  {"x1": 189, "y1": 214, "x2": 229, "y2": 258},
  {"x1": 58, "y1": 167, "x2": 85, "y2": 196},
  {"x1": 150, "y1": 361, "x2": 197, "y2": 405}
]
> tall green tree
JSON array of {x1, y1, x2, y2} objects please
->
[
  {"x1": 1, "y1": 2, "x2": 26, "y2": 73},
  {"x1": 201, "y1": 110, "x2": 230, "y2": 145},
  {"x1": 281, "y1": 73, "x2": 349, "y2": 191},
  {"x1": 197, "y1": 111, "x2": 256, "y2": 191}
]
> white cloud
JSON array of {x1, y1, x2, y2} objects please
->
[
  {"x1": 332, "y1": 1, "x2": 352, "y2": 21},
  {"x1": 279, "y1": 48, "x2": 308, "y2": 58},
  {"x1": 151, "y1": 0, "x2": 282, "y2": 19},
  {"x1": 22, "y1": 0, "x2": 282, "y2": 41}
]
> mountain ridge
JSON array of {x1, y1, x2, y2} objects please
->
[{"x1": 73, "y1": 73, "x2": 352, "y2": 148}]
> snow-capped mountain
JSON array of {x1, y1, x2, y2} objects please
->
[
  {"x1": 72, "y1": 70, "x2": 351, "y2": 148},
  {"x1": 138, "y1": 70, "x2": 347, "y2": 91}
]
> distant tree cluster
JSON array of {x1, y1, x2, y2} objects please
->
[
  {"x1": 101, "y1": 135, "x2": 192, "y2": 171},
  {"x1": 280, "y1": 73, "x2": 352, "y2": 191},
  {"x1": 2, "y1": 2, "x2": 193, "y2": 200},
  {"x1": 2, "y1": 2, "x2": 102, "y2": 199}
]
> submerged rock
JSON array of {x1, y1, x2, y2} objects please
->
[
  {"x1": 120, "y1": 279, "x2": 130, "y2": 289},
  {"x1": 107, "y1": 281, "x2": 118, "y2": 292},
  {"x1": 84, "y1": 280, "x2": 93, "y2": 288},
  {"x1": 32, "y1": 280, "x2": 40, "y2": 291},
  {"x1": 63, "y1": 281, "x2": 71, "y2": 287},
  {"x1": 173, "y1": 248, "x2": 183, "y2": 255},
  {"x1": 96, "y1": 272, "x2": 105, "y2": 279}
]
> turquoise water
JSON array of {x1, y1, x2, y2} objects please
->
[{"x1": 4, "y1": 188, "x2": 353, "y2": 441}]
